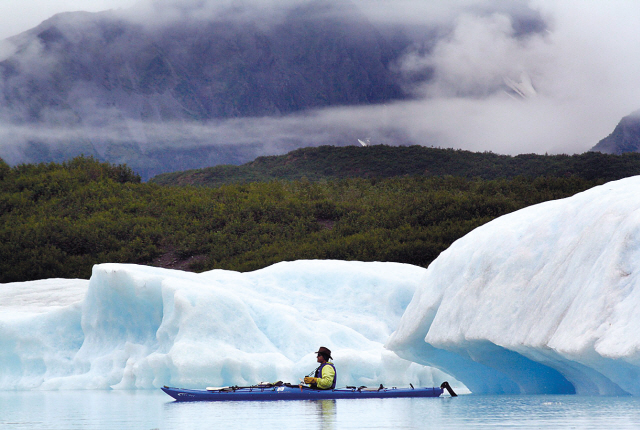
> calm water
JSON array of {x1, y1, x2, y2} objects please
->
[{"x1": 2, "y1": 391, "x2": 640, "y2": 429}]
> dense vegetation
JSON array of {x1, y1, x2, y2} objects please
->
[
  {"x1": 150, "y1": 145, "x2": 640, "y2": 187},
  {"x1": 0, "y1": 154, "x2": 616, "y2": 283}
]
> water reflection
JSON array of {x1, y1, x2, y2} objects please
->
[
  {"x1": 315, "y1": 400, "x2": 336, "y2": 430},
  {"x1": 5, "y1": 391, "x2": 640, "y2": 429},
  {"x1": 161, "y1": 396, "x2": 337, "y2": 429}
]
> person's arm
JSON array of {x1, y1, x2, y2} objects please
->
[{"x1": 316, "y1": 364, "x2": 335, "y2": 389}]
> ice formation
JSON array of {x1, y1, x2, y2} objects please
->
[
  {"x1": 6, "y1": 177, "x2": 640, "y2": 395},
  {"x1": 387, "y1": 176, "x2": 640, "y2": 396},
  {"x1": 0, "y1": 261, "x2": 458, "y2": 390}
]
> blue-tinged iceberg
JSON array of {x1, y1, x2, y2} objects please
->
[
  {"x1": 7, "y1": 178, "x2": 640, "y2": 395},
  {"x1": 387, "y1": 176, "x2": 640, "y2": 396},
  {"x1": 0, "y1": 261, "x2": 458, "y2": 390}
]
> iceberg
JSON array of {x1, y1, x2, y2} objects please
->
[
  {"x1": 0, "y1": 261, "x2": 459, "y2": 390},
  {"x1": 387, "y1": 176, "x2": 640, "y2": 396},
  {"x1": 7, "y1": 177, "x2": 640, "y2": 395}
]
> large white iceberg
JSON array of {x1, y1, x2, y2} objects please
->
[
  {"x1": 0, "y1": 261, "x2": 457, "y2": 390},
  {"x1": 387, "y1": 176, "x2": 640, "y2": 396}
]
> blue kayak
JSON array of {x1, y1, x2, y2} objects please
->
[{"x1": 161, "y1": 382, "x2": 456, "y2": 402}]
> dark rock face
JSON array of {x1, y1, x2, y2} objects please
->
[
  {"x1": 0, "y1": 4, "x2": 404, "y2": 125},
  {"x1": 0, "y1": 1, "x2": 546, "y2": 179},
  {"x1": 591, "y1": 110, "x2": 640, "y2": 154},
  {"x1": 0, "y1": 2, "x2": 418, "y2": 178}
]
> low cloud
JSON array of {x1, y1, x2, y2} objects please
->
[
  {"x1": 119, "y1": 0, "x2": 640, "y2": 155},
  {"x1": 1, "y1": 0, "x2": 639, "y2": 172},
  {"x1": 373, "y1": 0, "x2": 640, "y2": 154}
]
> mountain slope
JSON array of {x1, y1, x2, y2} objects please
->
[
  {"x1": 591, "y1": 109, "x2": 640, "y2": 154},
  {"x1": 1, "y1": 3, "x2": 403, "y2": 122},
  {"x1": 0, "y1": 2, "x2": 412, "y2": 178}
]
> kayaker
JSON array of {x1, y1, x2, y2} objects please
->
[{"x1": 303, "y1": 346, "x2": 336, "y2": 390}]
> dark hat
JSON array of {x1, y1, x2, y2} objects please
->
[{"x1": 315, "y1": 346, "x2": 332, "y2": 360}]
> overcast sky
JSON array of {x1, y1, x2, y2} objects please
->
[{"x1": 0, "y1": 0, "x2": 639, "y2": 158}]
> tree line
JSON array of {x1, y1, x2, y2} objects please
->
[
  {"x1": 150, "y1": 145, "x2": 640, "y2": 187},
  {"x1": 0, "y1": 155, "x2": 612, "y2": 283}
]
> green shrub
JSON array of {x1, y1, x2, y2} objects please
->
[{"x1": 0, "y1": 156, "x2": 610, "y2": 282}]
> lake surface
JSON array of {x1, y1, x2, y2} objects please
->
[{"x1": 2, "y1": 391, "x2": 640, "y2": 429}]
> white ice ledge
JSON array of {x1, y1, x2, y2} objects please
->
[{"x1": 387, "y1": 176, "x2": 640, "y2": 395}]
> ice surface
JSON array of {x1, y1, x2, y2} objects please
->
[
  {"x1": 387, "y1": 176, "x2": 640, "y2": 395},
  {"x1": 0, "y1": 261, "x2": 460, "y2": 390}
]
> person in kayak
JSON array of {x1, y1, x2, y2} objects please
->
[{"x1": 303, "y1": 346, "x2": 337, "y2": 390}]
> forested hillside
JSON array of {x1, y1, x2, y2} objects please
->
[
  {"x1": 150, "y1": 145, "x2": 640, "y2": 187},
  {"x1": 0, "y1": 155, "x2": 614, "y2": 283}
]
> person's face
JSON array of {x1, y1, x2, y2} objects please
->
[{"x1": 317, "y1": 353, "x2": 326, "y2": 363}]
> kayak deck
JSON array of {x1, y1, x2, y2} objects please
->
[{"x1": 161, "y1": 383, "x2": 446, "y2": 402}]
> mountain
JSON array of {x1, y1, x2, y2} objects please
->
[
  {"x1": 0, "y1": 1, "x2": 415, "y2": 179},
  {"x1": 1, "y1": 3, "x2": 403, "y2": 122},
  {"x1": 0, "y1": 1, "x2": 550, "y2": 179},
  {"x1": 590, "y1": 109, "x2": 640, "y2": 154}
]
